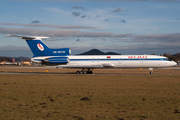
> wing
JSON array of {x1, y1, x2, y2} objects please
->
[{"x1": 58, "y1": 63, "x2": 115, "y2": 68}]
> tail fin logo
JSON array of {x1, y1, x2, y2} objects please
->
[{"x1": 37, "y1": 43, "x2": 44, "y2": 51}]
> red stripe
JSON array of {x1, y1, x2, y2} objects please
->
[{"x1": 107, "y1": 56, "x2": 111, "y2": 58}]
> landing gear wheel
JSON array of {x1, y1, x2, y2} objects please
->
[
  {"x1": 76, "y1": 68, "x2": 94, "y2": 74},
  {"x1": 150, "y1": 71, "x2": 153, "y2": 75},
  {"x1": 86, "y1": 71, "x2": 92, "y2": 74},
  {"x1": 89, "y1": 71, "x2": 93, "y2": 74}
]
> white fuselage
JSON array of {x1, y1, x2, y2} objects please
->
[{"x1": 31, "y1": 55, "x2": 177, "y2": 68}]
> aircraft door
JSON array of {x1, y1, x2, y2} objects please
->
[
  {"x1": 97, "y1": 58, "x2": 100, "y2": 63},
  {"x1": 92, "y1": 58, "x2": 95, "y2": 63},
  {"x1": 140, "y1": 58, "x2": 144, "y2": 64},
  {"x1": 118, "y1": 58, "x2": 122, "y2": 64}
]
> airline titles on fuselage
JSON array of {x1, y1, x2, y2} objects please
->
[{"x1": 128, "y1": 56, "x2": 148, "y2": 59}]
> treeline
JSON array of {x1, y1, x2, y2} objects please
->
[
  {"x1": 0, "y1": 57, "x2": 12, "y2": 62},
  {"x1": 163, "y1": 53, "x2": 180, "y2": 62}
]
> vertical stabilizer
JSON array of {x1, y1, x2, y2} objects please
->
[
  {"x1": 7, "y1": 35, "x2": 71, "y2": 57},
  {"x1": 26, "y1": 39, "x2": 51, "y2": 57}
]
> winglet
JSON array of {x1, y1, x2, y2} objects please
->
[{"x1": 6, "y1": 34, "x2": 49, "y2": 40}]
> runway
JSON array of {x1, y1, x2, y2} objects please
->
[
  {"x1": 1, "y1": 66, "x2": 180, "y2": 69},
  {"x1": 0, "y1": 71, "x2": 180, "y2": 76},
  {"x1": 160, "y1": 67, "x2": 180, "y2": 70}
]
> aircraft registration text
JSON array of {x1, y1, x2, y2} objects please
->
[{"x1": 53, "y1": 51, "x2": 65, "y2": 53}]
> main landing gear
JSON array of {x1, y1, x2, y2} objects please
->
[{"x1": 76, "y1": 68, "x2": 94, "y2": 74}]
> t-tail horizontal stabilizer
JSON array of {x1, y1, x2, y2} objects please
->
[{"x1": 7, "y1": 35, "x2": 71, "y2": 57}]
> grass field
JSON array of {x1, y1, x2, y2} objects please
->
[{"x1": 0, "y1": 67, "x2": 180, "y2": 120}]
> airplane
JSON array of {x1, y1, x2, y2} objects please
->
[{"x1": 8, "y1": 35, "x2": 177, "y2": 75}]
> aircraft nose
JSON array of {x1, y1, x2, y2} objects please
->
[{"x1": 172, "y1": 61, "x2": 177, "y2": 66}]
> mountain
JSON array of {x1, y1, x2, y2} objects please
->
[
  {"x1": 173, "y1": 53, "x2": 180, "y2": 57},
  {"x1": 78, "y1": 49, "x2": 121, "y2": 55}
]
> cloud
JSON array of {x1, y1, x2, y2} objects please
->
[
  {"x1": 121, "y1": 20, "x2": 126, "y2": 23},
  {"x1": 0, "y1": 23, "x2": 99, "y2": 30},
  {"x1": 72, "y1": 12, "x2": 81, "y2": 17},
  {"x1": 113, "y1": 8, "x2": 122, "y2": 13},
  {"x1": 71, "y1": 6, "x2": 85, "y2": 10},
  {"x1": 1, "y1": 28, "x2": 179, "y2": 55},
  {"x1": 69, "y1": 41, "x2": 180, "y2": 55},
  {"x1": 4, "y1": 0, "x2": 180, "y2": 2},
  {"x1": 95, "y1": 0, "x2": 180, "y2": 2},
  {"x1": 81, "y1": 15, "x2": 86, "y2": 18},
  {"x1": 101, "y1": 37, "x2": 106, "y2": 41},
  {"x1": 113, "y1": 8, "x2": 129, "y2": 13},
  {"x1": 0, "y1": 45, "x2": 29, "y2": 51},
  {"x1": 152, "y1": 0, "x2": 180, "y2": 2},
  {"x1": 31, "y1": 20, "x2": 41, "y2": 24},
  {"x1": 44, "y1": 7, "x2": 70, "y2": 14},
  {"x1": 5, "y1": 0, "x2": 149, "y2": 1},
  {"x1": 93, "y1": 0, "x2": 180, "y2": 2},
  {"x1": 134, "y1": 33, "x2": 180, "y2": 42},
  {"x1": 104, "y1": 19, "x2": 109, "y2": 22},
  {"x1": 0, "y1": 27, "x2": 133, "y2": 37},
  {"x1": 1, "y1": 27, "x2": 180, "y2": 55},
  {"x1": 76, "y1": 39, "x2": 80, "y2": 41},
  {"x1": 1, "y1": 27, "x2": 180, "y2": 43},
  {"x1": 90, "y1": 0, "x2": 149, "y2": 1}
]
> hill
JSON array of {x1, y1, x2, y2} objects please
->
[{"x1": 78, "y1": 49, "x2": 121, "y2": 55}]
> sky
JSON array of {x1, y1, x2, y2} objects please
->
[{"x1": 0, "y1": 0, "x2": 180, "y2": 57}]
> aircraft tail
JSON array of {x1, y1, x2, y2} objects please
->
[{"x1": 7, "y1": 35, "x2": 71, "y2": 57}]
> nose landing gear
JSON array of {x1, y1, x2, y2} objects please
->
[
  {"x1": 150, "y1": 71, "x2": 153, "y2": 75},
  {"x1": 149, "y1": 68, "x2": 153, "y2": 75}
]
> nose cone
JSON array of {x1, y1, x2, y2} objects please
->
[{"x1": 172, "y1": 61, "x2": 177, "y2": 66}]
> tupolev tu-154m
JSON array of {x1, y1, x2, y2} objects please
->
[{"x1": 8, "y1": 35, "x2": 177, "y2": 75}]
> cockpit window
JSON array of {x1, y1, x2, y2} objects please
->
[{"x1": 165, "y1": 58, "x2": 171, "y2": 61}]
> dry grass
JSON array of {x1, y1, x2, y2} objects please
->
[{"x1": 0, "y1": 67, "x2": 180, "y2": 120}]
